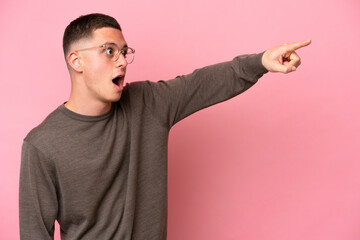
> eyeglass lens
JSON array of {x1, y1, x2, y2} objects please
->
[{"x1": 122, "y1": 48, "x2": 135, "y2": 64}]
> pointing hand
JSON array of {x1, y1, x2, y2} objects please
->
[{"x1": 262, "y1": 40, "x2": 311, "y2": 74}]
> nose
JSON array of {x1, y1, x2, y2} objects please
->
[{"x1": 115, "y1": 53, "x2": 128, "y2": 68}]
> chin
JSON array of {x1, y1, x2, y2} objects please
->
[{"x1": 109, "y1": 92, "x2": 123, "y2": 102}]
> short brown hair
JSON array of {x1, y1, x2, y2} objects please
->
[{"x1": 63, "y1": 13, "x2": 121, "y2": 56}]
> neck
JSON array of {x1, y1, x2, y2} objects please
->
[{"x1": 65, "y1": 75, "x2": 114, "y2": 116}]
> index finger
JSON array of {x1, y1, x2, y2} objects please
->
[{"x1": 287, "y1": 40, "x2": 312, "y2": 51}]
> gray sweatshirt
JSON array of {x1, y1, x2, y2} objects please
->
[{"x1": 20, "y1": 53, "x2": 268, "y2": 240}]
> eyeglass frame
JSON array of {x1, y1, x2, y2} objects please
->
[{"x1": 74, "y1": 42, "x2": 135, "y2": 64}]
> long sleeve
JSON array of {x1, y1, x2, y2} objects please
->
[
  {"x1": 17, "y1": 52, "x2": 268, "y2": 240},
  {"x1": 130, "y1": 52, "x2": 268, "y2": 128},
  {"x1": 19, "y1": 141, "x2": 58, "y2": 240}
]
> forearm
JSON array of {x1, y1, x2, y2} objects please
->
[{"x1": 171, "y1": 52, "x2": 268, "y2": 122}]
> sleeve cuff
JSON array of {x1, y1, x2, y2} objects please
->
[{"x1": 233, "y1": 51, "x2": 269, "y2": 82}]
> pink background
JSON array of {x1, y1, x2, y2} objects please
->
[{"x1": 1, "y1": 0, "x2": 360, "y2": 239}]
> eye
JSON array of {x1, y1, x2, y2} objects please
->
[
  {"x1": 105, "y1": 47, "x2": 115, "y2": 56},
  {"x1": 121, "y1": 48, "x2": 128, "y2": 57}
]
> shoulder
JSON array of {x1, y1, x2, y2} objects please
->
[
  {"x1": 123, "y1": 80, "x2": 154, "y2": 93},
  {"x1": 121, "y1": 80, "x2": 157, "y2": 105},
  {"x1": 24, "y1": 105, "x2": 66, "y2": 148}
]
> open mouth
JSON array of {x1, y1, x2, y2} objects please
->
[{"x1": 112, "y1": 76, "x2": 123, "y2": 86}]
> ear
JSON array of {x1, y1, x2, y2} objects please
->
[{"x1": 67, "y1": 51, "x2": 83, "y2": 73}]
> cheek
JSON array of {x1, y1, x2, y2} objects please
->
[{"x1": 85, "y1": 59, "x2": 112, "y2": 80}]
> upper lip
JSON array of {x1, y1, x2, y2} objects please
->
[{"x1": 114, "y1": 72, "x2": 125, "y2": 79}]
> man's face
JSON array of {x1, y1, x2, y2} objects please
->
[{"x1": 76, "y1": 27, "x2": 128, "y2": 104}]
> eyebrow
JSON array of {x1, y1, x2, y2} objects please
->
[{"x1": 104, "y1": 42, "x2": 128, "y2": 49}]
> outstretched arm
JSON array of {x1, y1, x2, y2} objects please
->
[
  {"x1": 262, "y1": 40, "x2": 312, "y2": 73},
  {"x1": 129, "y1": 40, "x2": 311, "y2": 128}
]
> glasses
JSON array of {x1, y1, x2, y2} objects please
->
[{"x1": 76, "y1": 43, "x2": 135, "y2": 64}]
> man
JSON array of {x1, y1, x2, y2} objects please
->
[{"x1": 19, "y1": 13, "x2": 311, "y2": 240}]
